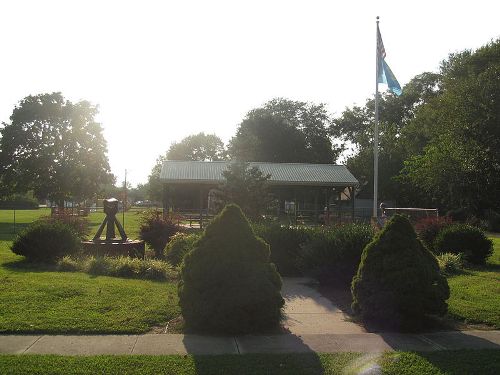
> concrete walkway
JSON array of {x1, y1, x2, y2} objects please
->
[
  {"x1": 1, "y1": 331, "x2": 499, "y2": 355},
  {"x1": 282, "y1": 277, "x2": 364, "y2": 334},
  {"x1": 1, "y1": 278, "x2": 499, "y2": 355}
]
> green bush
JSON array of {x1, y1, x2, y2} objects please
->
[
  {"x1": 40, "y1": 214, "x2": 90, "y2": 239},
  {"x1": 351, "y1": 215, "x2": 450, "y2": 330},
  {"x1": 252, "y1": 223, "x2": 312, "y2": 276},
  {"x1": 57, "y1": 255, "x2": 80, "y2": 272},
  {"x1": 165, "y1": 232, "x2": 200, "y2": 267},
  {"x1": 179, "y1": 204, "x2": 284, "y2": 334},
  {"x1": 485, "y1": 210, "x2": 500, "y2": 232},
  {"x1": 86, "y1": 256, "x2": 113, "y2": 275},
  {"x1": 139, "y1": 210, "x2": 181, "y2": 258},
  {"x1": 436, "y1": 253, "x2": 464, "y2": 275},
  {"x1": 434, "y1": 224, "x2": 493, "y2": 265},
  {"x1": 114, "y1": 257, "x2": 142, "y2": 277},
  {"x1": 414, "y1": 216, "x2": 452, "y2": 251},
  {"x1": 11, "y1": 220, "x2": 81, "y2": 262},
  {"x1": 57, "y1": 256, "x2": 176, "y2": 281},
  {"x1": 298, "y1": 224, "x2": 373, "y2": 286}
]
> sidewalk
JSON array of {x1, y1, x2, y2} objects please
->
[
  {"x1": 1, "y1": 331, "x2": 499, "y2": 355},
  {"x1": 1, "y1": 278, "x2": 499, "y2": 355},
  {"x1": 282, "y1": 278, "x2": 365, "y2": 334}
]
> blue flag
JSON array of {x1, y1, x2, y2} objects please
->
[{"x1": 377, "y1": 26, "x2": 402, "y2": 96}]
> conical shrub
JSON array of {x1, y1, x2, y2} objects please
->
[
  {"x1": 351, "y1": 215, "x2": 449, "y2": 329},
  {"x1": 178, "y1": 204, "x2": 284, "y2": 334}
]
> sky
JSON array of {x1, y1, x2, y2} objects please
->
[{"x1": 0, "y1": 0, "x2": 499, "y2": 186}]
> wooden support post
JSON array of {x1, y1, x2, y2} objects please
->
[
  {"x1": 314, "y1": 189, "x2": 319, "y2": 224},
  {"x1": 324, "y1": 189, "x2": 330, "y2": 225},
  {"x1": 199, "y1": 188, "x2": 204, "y2": 229},
  {"x1": 294, "y1": 188, "x2": 297, "y2": 226},
  {"x1": 277, "y1": 192, "x2": 281, "y2": 220},
  {"x1": 350, "y1": 186, "x2": 355, "y2": 223},
  {"x1": 162, "y1": 185, "x2": 168, "y2": 218}
]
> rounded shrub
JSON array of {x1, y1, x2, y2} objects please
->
[
  {"x1": 165, "y1": 232, "x2": 200, "y2": 267},
  {"x1": 178, "y1": 204, "x2": 284, "y2": 334},
  {"x1": 11, "y1": 220, "x2": 81, "y2": 262},
  {"x1": 40, "y1": 214, "x2": 90, "y2": 239},
  {"x1": 433, "y1": 224, "x2": 493, "y2": 265},
  {"x1": 351, "y1": 215, "x2": 450, "y2": 330}
]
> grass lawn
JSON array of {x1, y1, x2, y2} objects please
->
[
  {"x1": 446, "y1": 237, "x2": 500, "y2": 328},
  {"x1": 0, "y1": 208, "x2": 145, "y2": 241},
  {"x1": 0, "y1": 209, "x2": 180, "y2": 334},
  {"x1": 1, "y1": 209, "x2": 499, "y2": 332},
  {"x1": 0, "y1": 240, "x2": 180, "y2": 333},
  {"x1": 0, "y1": 351, "x2": 499, "y2": 375}
]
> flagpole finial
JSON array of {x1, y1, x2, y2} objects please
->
[{"x1": 376, "y1": 16, "x2": 380, "y2": 23}]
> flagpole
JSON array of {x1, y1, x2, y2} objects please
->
[{"x1": 373, "y1": 16, "x2": 380, "y2": 220}]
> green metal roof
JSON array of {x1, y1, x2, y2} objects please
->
[{"x1": 160, "y1": 161, "x2": 358, "y2": 187}]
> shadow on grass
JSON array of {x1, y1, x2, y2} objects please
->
[
  {"x1": 183, "y1": 333, "x2": 327, "y2": 375},
  {"x1": 191, "y1": 353, "x2": 328, "y2": 375},
  {"x1": 419, "y1": 349, "x2": 500, "y2": 375},
  {"x1": 471, "y1": 262, "x2": 500, "y2": 273},
  {"x1": 2, "y1": 258, "x2": 59, "y2": 273}
]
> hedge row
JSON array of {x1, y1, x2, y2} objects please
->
[{"x1": 253, "y1": 223, "x2": 374, "y2": 285}]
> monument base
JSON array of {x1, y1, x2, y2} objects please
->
[{"x1": 81, "y1": 240, "x2": 145, "y2": 259}]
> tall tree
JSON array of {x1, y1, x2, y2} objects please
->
[
  {"x1": 229, "y1": 98, "x2": 340, "y2": 163},
  {"x1": 147, "y1": 155, "x2": 166, "y2": 202},
  {"x1": 147, "y1": 133, "x2": 227, "y2": 202},
  {"x1": 0, "y1": 93, "x2": 112, "y2": 206},
  {"x1": 167, "y1": 132, "x2": 226, "y2": 161},
  {"x1": 402, "y1": 39, "x2": 500, "y2": 213},
  {"x1": 215, "y1": 162, "x2": 271, "y2": 220},
  {"x1": 331, "y1": 72, "x2": 442, "y2": 204}
]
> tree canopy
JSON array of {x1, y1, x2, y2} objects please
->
[
  {"x1": 147, "y1": 133, "x2": 227, "y2": 202},
  {"x1": 0, "y1": 93, "x2": 112, "y2": 205},
  {"x1": 402, "y1": 40, "x2": 500, "y2": 212},
  {"x1": 229, "y1": 98, "x2": 339, "y2": 163},
  {"x1": 167, "y1": 132, "x2": 226, "y2": 161},
  {"x1": 332, "y1": 38, "x2": 500, "y2": 214}
]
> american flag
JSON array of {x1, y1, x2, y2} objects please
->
[{"x1": 377, "y1": 26, "x2": 386, "y2": 59}]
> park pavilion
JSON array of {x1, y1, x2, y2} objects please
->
[{"x1": 160, "y1": 160, "x2": 359, "y2": 227}]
